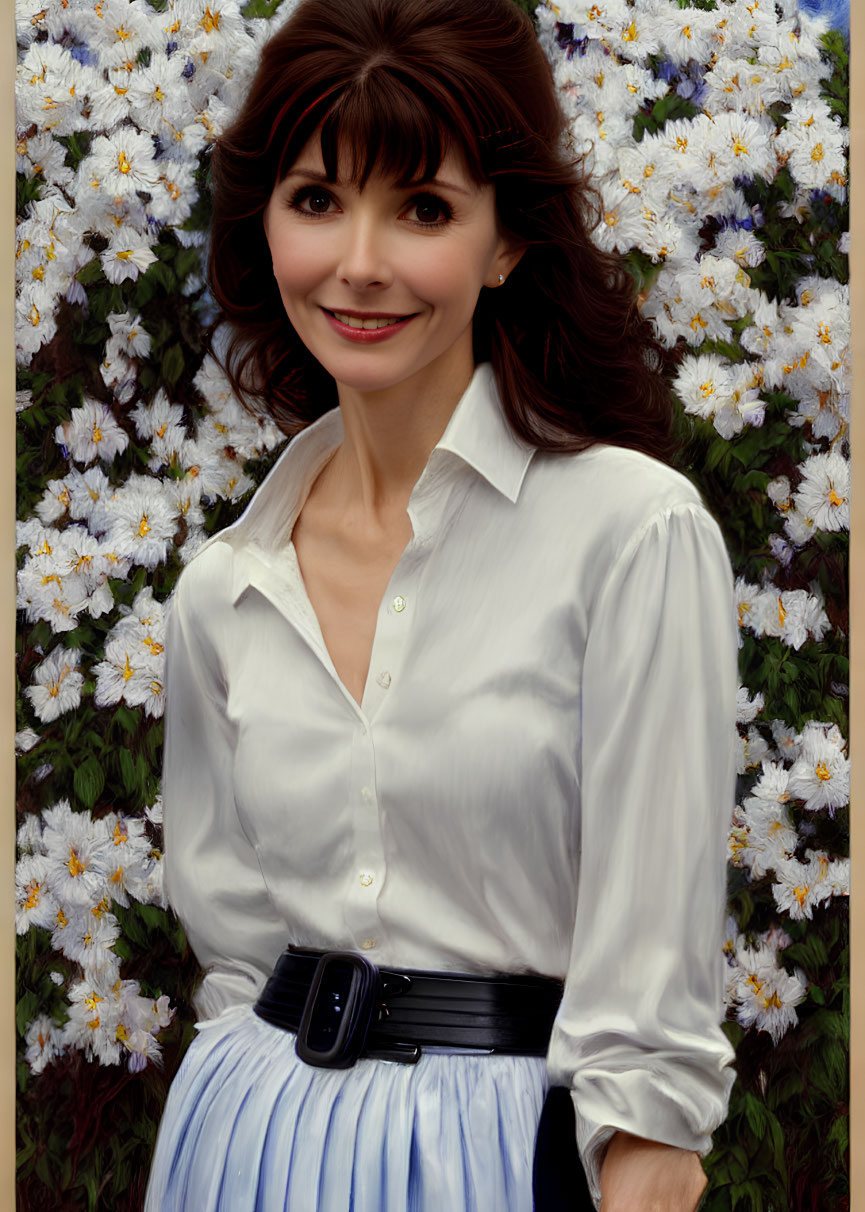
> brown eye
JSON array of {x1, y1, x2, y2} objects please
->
[
  {"x1": 288, "y1": 186, "x2": 335, "y2": 216},
  {"x1": 307, "y1": 191, "x2": 331, "y2": 214},
  {"x1": 409, "y1": 194, "x2": 451, "y2": 225}
]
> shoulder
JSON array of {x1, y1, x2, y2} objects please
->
[
  {"x1": 527, "y1": 443, "x2": 713, "y2": 554},
  {"x1": 168, "y1": 533, "x2": 239, "y2": 631}
]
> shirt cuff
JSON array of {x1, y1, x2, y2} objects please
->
[{"x1": 571, "y1": 1062, "x2": 738, "y2": 1207}]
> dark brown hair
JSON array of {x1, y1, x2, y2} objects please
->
[{"x1": 208, "y1": 0, "x2": 675, "y2": 459}]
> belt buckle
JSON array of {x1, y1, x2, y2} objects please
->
[{"x1": 295, "y1": 951, "x2": 381, "y2": 1068}]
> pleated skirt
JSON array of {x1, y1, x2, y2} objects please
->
[{"x1": 145, "y1": 1004, "x2": 551, "y2": 1212}]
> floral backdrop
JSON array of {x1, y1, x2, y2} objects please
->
[{"x1": 14, "y1": 0, "x2": 849, "y2": 1207}]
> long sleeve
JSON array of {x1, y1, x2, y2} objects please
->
[
  {"x1": 546, "y1": 501, "x2": 738, "y2": 1208},
  {"x1": 162, "y1": 542, "x2": 288, "y2": 1019}
]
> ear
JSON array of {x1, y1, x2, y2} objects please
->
[{"x1": 487, "y1": 234, "x2": 527, "y2": 290}]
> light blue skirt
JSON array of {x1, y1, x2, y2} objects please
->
[{"x1": 145, "y1": 1005, "x2": 550, "y2": 1211}]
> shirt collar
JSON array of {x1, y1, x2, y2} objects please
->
[
  {"x1": 194, "y1": 362, "x2": 535, "y2": 594},
  {"x1": 434, "y1": 362, "x2": 535, "y2": 505}
]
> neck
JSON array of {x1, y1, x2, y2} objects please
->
[{"x1": 326, "y1": 347, "x2": 476, "y2": 520}]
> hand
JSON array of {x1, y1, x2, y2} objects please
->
[{"x1": 598, "y1": 1131, "x2": 707, "y2": 1212}]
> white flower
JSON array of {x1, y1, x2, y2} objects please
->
[
  {"x1": 100, "y1": 349, "x2": 138, "y2": 404},
  {"x1": 15, "y1": 728, "x2": 41, "y2": 756},
  {"x1": 771, "y1": 720, "x2": 802, "y2": 762},
  {"x1": 736, "y1": 686, "x2": 765, "y2": 725},
  {"x1": 101, "y1": 475, "x2": 178, "y2": 569},
  {"x1": 674, "y1": 353, "x2": 734, "y2": 422},
  {"x1": 787, "y1": 721, "x2": 849, "y2": 813},
  {"x1": 732, "y1": 943, "x2": 807, "y2": 1043},
  {"x1": 107, "y1": 311, "x2": 152, "y2": 359},
  {"x1": 766, "y1": 476, "x2": 792, "y2": 512},
  {"x1": 16, "y1": 41, "x2": 92, "y2": 136},
  {"x1": 17, "y1": 814, "x2": 45, "y2": 856},
  {"x1": 41, "y1": 800, "x2": 112, "y2": 909},
  {"x1": 63, "y1": 976, "x2": 123, "y2": 1065},
  {"x1": 24, "y1": 645, "x2": 84, "y2": 723},
  {"x1": 781, "y1": 589, "x2": 831, "y2": 649},
  {"x1": 712, "y1": 227, "x2": 765, "y2": 268},
  {"x1": 749, "y1": 760, "x2": 793, "y2": 806},
  {"x1": 55, "y1": 906, "x2": 122, "y2": 980},
  {"x1": 92, "y1": 598, "x2": 166, "y2": 719},
  {"x1": 35, "y1": 478, "x2": 73, "y2": 526},
  {"x1": 24, "y1": 1014, "x2": 65, "y2": 1075},
  {"x1": 783, "y1": 506, "x2": 816, "y2": 547},
  {"x1": 729, "y1": 797, "x2": 798, "y2": 879},
  {"x1": 55, "y1": 399, "x2": 129, "y2": 466},
  {"x1": 102, "y1": 812, "x2": 158, "y2": 907},
  {"x1": 83, "y1": 129, "x2": 161, "y2": 199},
  {"x1": 15, "y1": 854, "x2": 59, "y2": 934},
  {"x1": 737, "y1": 725, "x2": 772, "y2": 775},
  {"x1": 129, "y1": 390, "x2": 189, "y2": 471},
  {"x1": 771, "y1": 853, "x2": 833, "y2": 920},
  {"x1": 145, "y1": 796, "x2": 164, "y2": 827},
  {"x1": 792, "y1": 453, "x2": 849, "y2": 533},
  {"x1": 101, "y1": 227, "x2": 158, "y2": 284},
  {"x1": 17, "y1": 560, "x2": 88, "y2": 634}
]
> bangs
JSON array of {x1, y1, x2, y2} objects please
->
[{"x1": 275, "y1": 64, "x2": 488, "y2": 189}]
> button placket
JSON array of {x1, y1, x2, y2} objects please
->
[{"x1": 344, "y1": 724, "x2": 385, "y2": 948}]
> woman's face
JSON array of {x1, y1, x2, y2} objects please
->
[{"x1": 263, "y1": 133, "x2": 519, "y2": 398}]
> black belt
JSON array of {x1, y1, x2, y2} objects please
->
[{"x1": 253, "y1": 947, "x2": 564, "y2": 1069}]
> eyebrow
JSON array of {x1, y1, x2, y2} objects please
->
[{"x1": 282, "y1": 167, "x2": 471, "y2": 196}]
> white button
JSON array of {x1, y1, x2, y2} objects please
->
[
  {"x1": 361, "y1": 786, "x2": 374, "y2": 803},
  {"x1": 392, "y1": 595, "x2": 406, "y2": 613},
  {"x1": 376, "y1": 670, "x2": 392, "y2": 689},
  {"x1": 359, "y1": 872, "x2": 374, "y2": 887},
  {"x1": 361, "y1": 938, "x2": 377, "y2": 950}
]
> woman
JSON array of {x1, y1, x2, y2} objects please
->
[{"x1": 146, "y1": 0, "x2": 737, "y2": 1209}]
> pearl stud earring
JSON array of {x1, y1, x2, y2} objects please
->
[{"x1": 498, "y1": 273, "x2": 505, "y2": 284}]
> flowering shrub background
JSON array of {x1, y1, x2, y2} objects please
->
[{"x1": 15, "y1": 0, "x2": 848, "y2": 1208}]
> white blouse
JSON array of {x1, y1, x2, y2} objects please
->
[{"x1": 163, "y1": 362, "x2": 738, "y2": 1202}]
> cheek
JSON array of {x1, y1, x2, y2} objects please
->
[{"x1": 409, "y1": 242, "x2": 489, "y2": 314}]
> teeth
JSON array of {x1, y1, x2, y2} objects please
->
[{"x1": 332, "y1": 312, "x2": 404, "y2": 330}]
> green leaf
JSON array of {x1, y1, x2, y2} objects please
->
[
  {"x1": 116, "y1": 747, "x2": 137, "y2": 795},
  {"x1": 16, "y1": 990, "x2": 38, "y2": 1037},
  {"x1": 162, "y1": 342, "x2": 185, "y2": 385},
  {"x1": 73, "y1": 755, "x2": 105, "y2": 809},
  {"x1": 75, "y1": 257, "x2": 106, "y2": 286}
]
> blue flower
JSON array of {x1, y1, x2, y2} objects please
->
[{"x1": 798, "y1": 0, "x2": 849, "y2": 36}]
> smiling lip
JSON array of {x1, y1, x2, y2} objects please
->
[{"x1": 322, "y1": 307, "x2": 418, "y2": 342}]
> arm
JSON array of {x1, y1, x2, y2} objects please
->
[
  {"x1": 599, "y1": 1132, "x2": 707, "y2": 1211},
  {"x1": 162, "y1": 544, "x2": 288, "y2": 1019},
  {"x1": 546, "y1": 501, "x2": 737, "y2": 1210}
]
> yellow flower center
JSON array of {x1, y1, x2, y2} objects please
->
[
  {"x1": 67, "y1": 847, "x2": 85, "y2": 877},
  {"x1": 811, "y1": 143, "x2": 824, "y2": 163},
  {"x1": 816, "y1": 761, "x2": 831, "y2": 781},
  {"x1": 123, "y1": 654, "x2": 134, "y2": 682},
  {"x1": 138, "y1": 514, "x2": 150, "y2": 538},
  {"x1": 24, "y1": 881, "x2": 41, "y2": 909}
]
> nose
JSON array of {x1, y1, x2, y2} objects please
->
[{"x1": 335, "y1": 210, "x2": 393, "y2": 291}]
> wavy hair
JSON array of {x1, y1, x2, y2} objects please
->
[{"x1": 208, "y1": 0, "x2": 676, "y2": 459}]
